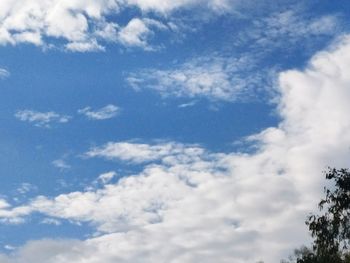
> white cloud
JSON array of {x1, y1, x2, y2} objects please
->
[
  {"x1": 178, "y1": 101, "x2": 197, "y2": 108},
  {"x1": 65, "y1": 39, "x2": 105, "y2": 52},
  {"x1": 127, "y1": 55, "x2": 267, "y2": 101},
  {"x1": 0, "y1": 0, "x2": 232, "y2": 51},
  {"x1": 125, "y1": 0, "x2": 234, "y2": 13},
  {"x1": 125, "y1": 0, "x2": 192, "y2": 13},
  {"x1": 2, "y1": 34, "x2": 350, "y2": 263},
  {"x1": 78, "y1": 104, "x2": 120, "y2": 120},
  {"x1": 4, "y1": 245, "x2": 16, "y2": 251},
  {"x1": 85, "y1": 141, "x2": 205, "y2": 164},
  {"x1": 237, "y1": 11, "x2": 341, "y2": 50},
  {"x1": 52, "y1": 159, "x2": 71, "y2": 170},
  {"x1": 16, "y1": 183, "x2": 37, "y2": 195},
  {"x1": 117, "y1": 18, "x2": 166, "y2": 50},
  {"x1": 15, "y1": 110, "x2": 71, "y2": 128},
  {"x1": 0, "y1": 68, "x2": 10, "y2": 79},
  {"x1": 0, "y1": 199, "x2": 10, "y2": 209},
  {"x1": 41, "y1": 218, "x2": 62, "y2": 226},
  {"x1": 97, "y1": 171, "x2": 117, "y2": 184}
]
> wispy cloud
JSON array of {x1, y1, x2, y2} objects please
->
[
  {"x1": 52, "y1": 159, "x2": 71, "y2": 170},
  {"x1": 0, "y1": 68, "x2": 10, "y2": 79},
  {"x1": 78, "y1": 104, "x2": 120, "y2": 120},
  {"x1": 126, "y1": 9, "x2": 343, "y2": 102},
  {"x1": 97, "y1": 171, "x2": 117, "y2": 185},
  {"x1": 16, "y1": 183, "x2": 37, "y2": 195},
  {"x1": 178, "y1": 101, "x2": 197, "y2": 108},
  {"x1": 236, "y1": 10, "x2": 342, "y2": 51},
  {"x1": 41, "y1": 218, "x2": 62, "y2": 226},
  {"x1": 15, "y1": 110, "x2": 71, "y2": 128},
  {"x1": 127, "y1": 55, "x2": 269, "y2": 101},
  {"x1": 85, "y1": 141, "x2": 204, "y2": 164}
]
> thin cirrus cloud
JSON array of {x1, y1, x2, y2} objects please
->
[
  {"x1": 126, "y1": 11, "x2": 342, "y2": 102},
  {"x1": 16, "y1": 183, "x2": 37, "y2": 195},
  {"x1": 14, "y1": 110, "x2": 71, "y2": 128},
  {"x1": 85, "y1": 141, "x2": 205, "y2": 164},
  {"x1": 15, "y1": 105, "x2": 119, "y2": 128},
  {"x1": 52, "y1": 159, "x2": 71, "y2": 170},
  {"x1": 78, "y1": 104, "x2": 120, "y2": 120},
  {"x1": 0, "y1": 68, "x2": 10, "y2": 79},
  {"x1": 127, "y1": 55, "x2": 265, "y2": 101},
  {"x1": 236, "y1": 10, "x2": 341, "y2": 49},
  {"x1": 0, "y1": 0, "x2": 233, "y2": 52},
  {"x1": 2, "y1": 36, "x2": 350, "y2": 262}
]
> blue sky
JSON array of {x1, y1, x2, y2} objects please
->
[{"x1": 0, "y1": 0, "x2": 350, "y2": 262}]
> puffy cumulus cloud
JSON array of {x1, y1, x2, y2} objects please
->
[
  {"x1": 127, "y1": 55, "x2": 269, "y2": 101},
  {"x1": 78, "y1": 104, "x2": 120, "y2": 120},
  {"x1": 0, "y1": 0, "x2": 234, "y2": 51},
  {"x1": 2, "y1": 35, "x2": 350, "y2": 262},
  {"x1": 65, "y1": 39, "x2": 105, "y2": 52},
  {"x1": 15, "y1": 110, "x2": 71, "y2": 128},
  {"x1": 117, "y1": 18, "x2": 167, "y2": 50}
]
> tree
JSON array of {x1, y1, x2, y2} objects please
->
[
  {"x1": 307, "y1": 168, "x2": 350, "y2": 259},
  {"x1": 283, "y1": 168, "x2": 350, "y2": 263},
  {"x1": 281, "y1": 246, "x2": 317, "y2": 263}
]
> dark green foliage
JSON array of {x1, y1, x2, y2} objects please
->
[{"x1": 308, "y1": 168, "x2": 350, "y2": 258}]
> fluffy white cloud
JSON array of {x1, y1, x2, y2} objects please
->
[
  {"x1": 65, "y1": 39, "x2": 105, "y2": 52},
  {"x1": 2, "y1": 35, "x2": 350, "y2": 262},
  {"x1": 0, "y1": 200, "x2": 10, "y2": 209},
  {"x1": 0, "y1": 0, "x2": 232, "y2": 51},
  {"x1": 117, "y1": 18, "x2": 166, "y2": 50},
  {"x1": 15, "y1": 110, "x2": 71, "y2": 128},
  {"x1": 78, "y1": 104, "x2": 120, "y2": 120}
]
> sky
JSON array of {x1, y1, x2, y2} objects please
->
[{"x1": 0, "y1": 0, "x2": 350, "y2": 262}]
